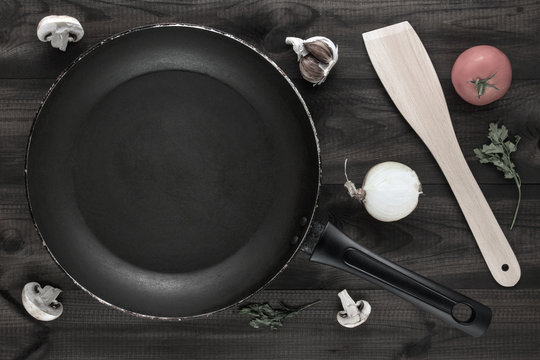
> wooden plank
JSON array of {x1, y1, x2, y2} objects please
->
[
  {"x1": 272, "y1": 184, "x2": 540, "y2": 290},
  {"x1": 305, "y1": 79, "x2": 540, "y2": 185},
  {"x1": 1, "y1": 79, "x2": 539, "y2": 186},
  {"x1": 0, "y1": 0, "x2": 538, "y2": 80},
  {"x1": 1, "y1": 289, "x2": 538, "y2": 359},
  {"x1": 2, "y1": 184, "x2": 539, "y2": 292}
]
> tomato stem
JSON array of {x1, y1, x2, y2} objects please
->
[{"x1": 469, "y1": 72, "x2": 499, "y2": 99}]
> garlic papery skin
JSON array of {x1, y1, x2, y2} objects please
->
[
  {"x1": 285, "y1": 36, "x2": 338, "y2": 85},
  {"x1": 345, "y1": 161, "x2": 422, "y2": 222}
]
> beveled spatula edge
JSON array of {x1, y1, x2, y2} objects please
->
[{"x1": 362, "y1": 21, "x2": 412, "y2": 41}]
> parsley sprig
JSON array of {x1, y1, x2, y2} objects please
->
[
  {"x1": 473, "y1": 123, "x2": 521, "y2": 229},
  {"x1": 239, "y1": 300, "x2": 319, "y2": 330}
]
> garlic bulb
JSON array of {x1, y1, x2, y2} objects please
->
[
  {"x1": 285, "y1": 36, "x2": 338, "y2": 85},
  {"x1": 344, "y1": 160, "x2": 422, "y2": 222}
]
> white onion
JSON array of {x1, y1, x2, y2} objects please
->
[{"x1": 345, "y1": 161, "x2": 422, "y2": 222}]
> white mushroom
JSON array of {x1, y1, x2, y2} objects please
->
[
  {"x1": 336, "y1": 289, "x2": 371, "y2": 328},
  {"x1": 36, "y1": 15, "x2": 84, "y2": 51},
  {"x1": 22, "y1": 282, "x2": 63, "y2": 321}
]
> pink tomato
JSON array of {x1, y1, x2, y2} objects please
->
[{"x1": 451, "y1": 45, "x2": 512, "y2": 106}]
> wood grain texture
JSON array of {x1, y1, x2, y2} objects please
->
[
  {"x1": 0, "y1": 0, "x2": 539, "y2": 80},
  {"x1": 2, "y1": 184, "x2": 540, "y2": 292},
  {"x1": 1, "y1": 289, "x2": 539, "y2": 360},
  {"x1": 1, "y1": 79, "x2": 539, "y2": 186},
  {"x1": 1, "y1": 0, "x2": 539, "y2": 358}
]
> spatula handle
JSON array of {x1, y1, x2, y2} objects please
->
[{"x1": 433, "y1": 135, "x2": 521, "y2": 287}]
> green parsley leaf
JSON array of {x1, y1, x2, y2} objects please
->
[
  {"x1": 474, "y1": 123, "x2": 522, "y2": 229},
  {"x1": 239, "y1": 300, "x2": 319, "y2": 330}
]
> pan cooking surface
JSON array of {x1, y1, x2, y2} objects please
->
[
  {"x1": 74, "y1": 70, "x2": 271, "y2": 273},
  {"x1": 26, "y1": 25, "x2": 319, "y2": 317}
]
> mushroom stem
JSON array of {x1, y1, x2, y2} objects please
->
[
  {"x1": 338, "y1": 289, "x2": 361, "y2": 319},
  {"x1": 40, "y1": 285, "x2": 62, "y2": 305},
  {"x1": 50, "y1": 31, "x2": 70, "y2": 51}
]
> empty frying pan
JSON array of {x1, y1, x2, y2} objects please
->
[{"x1": 26, "y1": 24, "x2": 491, "y2": 336}]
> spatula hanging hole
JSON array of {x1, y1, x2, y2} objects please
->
[
  {"x1": 452, "y1": 303, "x2": 474, "y2": 323},
  {"x1": 502, "y1": 264, "x2": 509, "y2": 272}
]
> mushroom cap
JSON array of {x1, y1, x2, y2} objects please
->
[
  {"x1": 36, "y1": 15, "x2": 84, "y2": 42},
  {"x1": 337, "y1": 290, "x2": 371, "y2": 328},
  {"x1": 22, "y1": 282, "x2": 63, "y2": 321}
]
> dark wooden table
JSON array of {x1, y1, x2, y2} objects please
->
[{"x1": 1, "y1": 1, "x2": 539, "y2": 359}]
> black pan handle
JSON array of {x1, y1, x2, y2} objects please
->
[{"x1": 309, "y1": 223, "x2": 491, "y2": 337}]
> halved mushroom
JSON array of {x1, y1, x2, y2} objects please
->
[
  {"x1": 36, "y1": 15, "x2": 84, "y2": 51},
  {"x1": 336, "y1": 289, "x2": 371, "y2": 328},
  {"x1": 22, "y1": 282, "x2": 63, "y2": 321}
]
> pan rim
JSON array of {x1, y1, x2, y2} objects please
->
[{"x1": 24, "y1": 23, "x2": 321, "y2": 320}]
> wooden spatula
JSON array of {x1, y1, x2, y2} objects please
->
[{"x1": 362, "y1": 21, "x2": 520, "y2": 287}]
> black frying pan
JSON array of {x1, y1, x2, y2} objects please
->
[{"x1": 26, "y1": 24, "x2": 491, "y2": 336}]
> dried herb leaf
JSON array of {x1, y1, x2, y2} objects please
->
[
  {"x1": 474, "y1": 123, "x2": 522, "y2": 229},
  {"x1": 239, "y1": 300, "x2": 319, "y2": 330}
]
